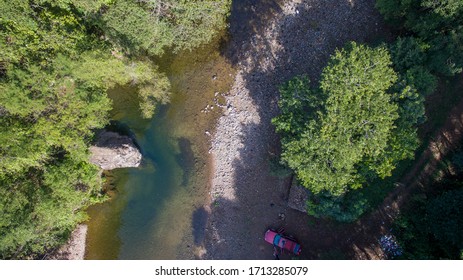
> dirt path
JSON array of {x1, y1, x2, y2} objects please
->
[
  {"x1": 347, "y1": 75, "x2": 463, "y2": 259},
  {"x1": 204, "y1": 0, "x2": 388, "y2": 260}
]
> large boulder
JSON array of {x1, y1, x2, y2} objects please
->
[
  {"x1": 89, "y1": 130, "x2": 142, "y2": 170},
  {"x1": 288, "y1": 184, "x2": 309, "y2": 213}
]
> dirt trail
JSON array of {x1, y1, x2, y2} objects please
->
[{"x1": 348, "y1": 75, "x2": 463, "y2": 259}]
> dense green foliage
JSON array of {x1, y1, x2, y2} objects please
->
[
  {"x1": 101, "y1": 0, "x2": 231, "y2": 56},
  {"x1": 393, "y1": 147, "x2": 463, "y2": 259},
  {"x1": 394, "y1": 167, "x2": 463, "y2": 259},
  {"x1": 306, "y1": 191, "x2": 368, "y2": 223},
  {"x1": 370, "y1": 0, "x2": 463, "y2": 258},
  {"x1": 376, "y1": 0, "x2": 463, "y2": 77},
  {"x1": 0, "y1": 0, "x2": 230, "y2": 258},
  {"x1": 273, "y1": 43, "x2": 424, "y2": 222},
  {"x1": 274, "y1": 1, "x2": 463, "y2": 224}
]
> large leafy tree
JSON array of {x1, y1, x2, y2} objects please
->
[{"x1": 273, "y1": 43, "x2": 423, "y2": 221}]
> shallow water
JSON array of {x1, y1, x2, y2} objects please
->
[{"x1": 84, "y1": 38, "x2": 235, "y2": 259}]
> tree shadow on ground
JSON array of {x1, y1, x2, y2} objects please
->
[{"x1": 204, "y1": 0, "x2": 392, "y2": 259}]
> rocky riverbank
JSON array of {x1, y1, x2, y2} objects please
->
[{"x1": 204, "y1": 0, "x2": 387, "y2": 259}]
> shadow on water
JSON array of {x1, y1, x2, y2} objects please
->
[
  {"x1": 192, "y1": 207, "x2": 209, "y2": 246},
  {"x1": 86, "y1": 98, "x2": 182, "y2": 259},
  {"x1": 85, "y1": 169, "x2": 130, "y2": 259},
  {"x1": 176, "y1": 138, "x2": 195, "y2": 187}
]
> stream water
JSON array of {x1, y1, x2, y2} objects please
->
[{"x1": 84, "y1": 38, "x2": 235, "y2": 259}]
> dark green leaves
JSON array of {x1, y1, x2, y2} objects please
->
[
  {"x1": 273, "y1": 43, "x2": 423, "y2": 221},
  {"x1": 376, "y1": 0, "x2": 463, "y2": 77},
  {"x1": 101, "y1": 0, "x2": 231, "y2": 56},
  {"x1": 275, "y1": 43, "x2": 408, "y2": 196}
]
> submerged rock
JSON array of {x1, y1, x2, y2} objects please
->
[
  {"x1": 89, "y1": 130, "x2": 142, "y2": 170},
  {"x1": 288, "y1": 185, "x2": 309, "y2": 213}
]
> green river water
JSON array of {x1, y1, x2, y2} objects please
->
[{"x1": 84, "y1": 38, "x2": 235, "y2": 259}]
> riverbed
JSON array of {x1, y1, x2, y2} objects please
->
[{"x1": 84, "y1": 37, "x2": 235, "y2": 259}]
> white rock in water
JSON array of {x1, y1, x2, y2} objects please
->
[{"x1": 89, "y1": 130, "x2": 142, "y2": 170}]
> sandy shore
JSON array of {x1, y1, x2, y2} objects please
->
[
  {"x1": 204, "y1": 0, "x2": 386, "y2": 259},
  {"x1": 48, "y1": 224, "x2": 87, "y2": 260}
]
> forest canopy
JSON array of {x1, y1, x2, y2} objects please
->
[
  {"x1": 102, "y1": 0, "x2": 231, "y2": 56},
  {"x1": 376, "y1": 0, "x2": 463, "y2": 77},
  {"x1": 0, "y1": 0, "x2": 230, "y2": 258}
]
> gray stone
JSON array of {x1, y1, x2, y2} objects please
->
[{"x1": 89, "y1": 130, "x2": 142, "y2": 170}]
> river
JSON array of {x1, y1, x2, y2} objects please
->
[{"x1": 84, "y1": 37, "x2": 235, "y2": 259}]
